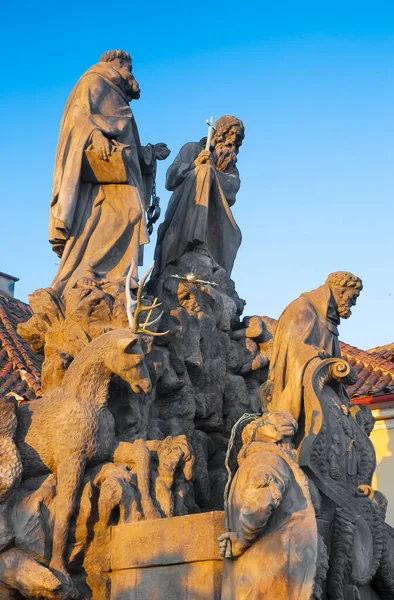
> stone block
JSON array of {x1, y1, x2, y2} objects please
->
[
  {"x1": 110, "y1": 512, "x2": 224, "y2": 599},
  {"x1": 110, "y1": 511, "x2": 224, "y2": 570},
  {"x1": 111, "y1": 560, "x2": 222, "y2": 600}
]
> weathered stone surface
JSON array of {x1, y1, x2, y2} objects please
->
[
  {"x1": 18, "y1": 248, "x2": 269, "y2": 520},
  {"x1": 111, "y1": 511, "x2": 223, "y2": 569},
  {"x1": 110, "y1": 512, "x2": 223, "y2": 600},
  {"x1": 111, "y1": 561, "x2": 222, "y2": 600},
  {"x1": 219, "y1": 412, "x2": 318, "y2": 600}
]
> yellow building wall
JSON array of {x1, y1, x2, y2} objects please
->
[{"x1": 370, "y1": 405, "x2": 394, "y2": 527}]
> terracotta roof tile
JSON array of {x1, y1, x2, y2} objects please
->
[
  {"x1": 0, "y1": 294, "x2": 42, "y2": 401},
  {"x1": 340, "y1": 341, "x2": 394, "y2": 399},
  {"x1": 366, "y1": 342, "x2": 394, "y2": 363}
]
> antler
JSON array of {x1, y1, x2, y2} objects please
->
[
  {"x1": 126, "y1": 261, "x2": 169, "y2": 337},
  {"x1": 125, "y1": 260, "x2": 138, "y2": 328}
]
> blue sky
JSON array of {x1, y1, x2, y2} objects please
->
[{"x1": 1, "y1": 1, "x2": 393, "y2": 349}]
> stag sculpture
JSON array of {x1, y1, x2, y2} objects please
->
[{"x1": 7, "y1": 264, "x2": 166, "y2": 589}]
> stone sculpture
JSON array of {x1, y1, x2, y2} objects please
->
[
  {"x1": 265, "y1": 271, "x2": 363, "y2": 419},
  {"x1": 12, "y1": 329, "x2": 155, "y2": 589},
  {"x1": 219, "y1": 411, "x2": 318, "y2": 600},
  {"x1": 250, "y1": 272, "x2": 394, "y2": 599},
  {"x1": 12, "y1": 40, "x2": 394, "y2": 597},
  {"x1": 0, "y1": 270, "x2": 196, "y2": 599},
  {"x1": 298, "y1": 356, "x2": 394, "y2": 598},
  {"x1": 49, "y1": 49, "x2": 170, "y2": 294},
  {"x1": 152, "y1": 115, "x2": 244, "y2": 280}
]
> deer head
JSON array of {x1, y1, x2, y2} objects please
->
[
  {"x1": 109, "y1": 332, "x2": 152, "y2": 395},
  {"x1": 104, "y1": 260, "x2": 169, "y2": 395}
]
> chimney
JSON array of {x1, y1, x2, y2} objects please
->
[{"x1": 0, "y1": 272, "x2": 19, "y2": 299}]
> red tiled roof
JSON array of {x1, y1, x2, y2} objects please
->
[
  {"x1": 366, "y1": 342, "x2": 394, "y2": 364},
  {"x1": 0, "y1": 294, "x2": 42, "y2": 401},
  {"x1": 340, "y1": 342, "x2": 394, "y2": 399},
  {"x1": 262, "y1": 316, "x2": 394, "y2": 401}
]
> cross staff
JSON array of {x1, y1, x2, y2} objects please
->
[{"x1": 205, "y1": 116, "x2": 216, "y2": 151}]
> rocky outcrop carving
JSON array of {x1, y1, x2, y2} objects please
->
[{"x1": 18, "y1": 251, "x2": 270, "y2": 516}]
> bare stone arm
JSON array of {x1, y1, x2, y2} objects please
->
[{"x1": 218, "y1": 475, "x2": 288, "y2": 558}]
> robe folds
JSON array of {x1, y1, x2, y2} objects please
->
[
  {"x1": 267, "y1": 284, "x2": 342, "y2": 420},
  {"x1": 222, "y1": 442, "x2": 317, "y2": 600},
  {"x1": 152, "y1": 142, "x2": 242, "y2": 278},
  {"x1": 49, "y1": 62, "x2": 154, "y2": 294}
]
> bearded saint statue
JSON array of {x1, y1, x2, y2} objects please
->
[
  {"x1": 266, "y1": 271, "x2": 363, "y2": 420},
  {"x1": 49, "y1": 49, "x2": 170, "y2": 295},
  {"x1": 151, "y1": 115, "x2": 245, "y2": 280}
]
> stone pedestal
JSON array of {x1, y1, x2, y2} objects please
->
[{"x1": 110, "y1": 511, "x2": 224, "y2": 599}]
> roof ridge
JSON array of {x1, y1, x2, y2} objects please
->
[{"x1": 366, "y1": 342, "x2": 394, "y2": 353}]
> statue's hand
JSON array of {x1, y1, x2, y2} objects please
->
[
  {"x1": 194, "y1": 150, "x2": 212, "y2": 167},
  {"x1": 91, "y1": 130, "x2": 112, "y2": 160},
  {"x1": 154, "y1": 143, "x2": 171, "y2": 160},
  {"x1": 218, "y1": 532, "x2": 248, "y2": 558}
]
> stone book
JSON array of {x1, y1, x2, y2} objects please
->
[{"x1": 82, "y1": 142, "x2": 129, "y2": 184}]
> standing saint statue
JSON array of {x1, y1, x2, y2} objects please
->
[
  {"x1": 266, "y1": 271, "x2": 363, "y2": 420},
  {"x1": 152, "y1": 115, "x2": 245, "y2": 280},
  {"x1": 49, "y1": 49, "x2": 170, "y2": 294}
]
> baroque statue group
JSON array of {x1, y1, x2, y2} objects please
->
[{"x1": 1, "y1": 49, "x2": 393, "y2": 599}]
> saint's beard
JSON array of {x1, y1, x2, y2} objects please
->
[
  {"x1": 212, "y1": 141, "x2": 237, "y2": 172},
  {"x1": 116, "y1": 67, "x2": 140, "y2": 102},
  {"x1": 337, "y1": 296, "x2": 353, "y2": 319}
]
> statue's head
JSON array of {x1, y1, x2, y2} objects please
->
[
  {"x1": 212, "y1": 116, "x2": 245, "y2": 150},
  {"x1": 211, "y1": 116, "x2": 245, "y2": 171},
  {"x1": 99, "y1": 49, "x2": 140, "y2": 101},
  {"x1": 326, "y1": 271, "x2": 363, "y2": 319},
  {"x1": 103, "y1": 330, "x2": 152, "y2": 395}
]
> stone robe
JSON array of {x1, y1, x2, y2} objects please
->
[
  {"x1": 49, "y1": 62, "x2": 155, "y2": 294},
  {"x1": 222, "y1": 442, "x2": 317, "y2": 600},
  {"x1": 267, "y1": 284, "x2": 342, "y2": 420},
  {"x1": 152, "y1": 141, "x2": 242, "y2": 278}
]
